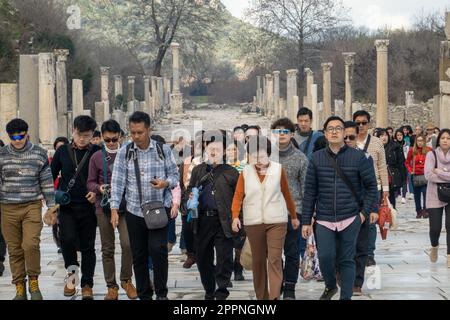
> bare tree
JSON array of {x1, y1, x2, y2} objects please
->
[
  {"x1": 246, "y1": 0, "x2": 348, "y2": 98},
  {"x1": 77, "y1": 0, "x2": 226, "y2": 77}
]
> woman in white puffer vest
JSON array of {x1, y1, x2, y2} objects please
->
[{"x1": 231, "y1": 136, "x2": 299, "y2": 300}]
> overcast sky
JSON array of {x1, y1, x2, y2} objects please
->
[{"x1": 222, "y1": 0, "x2": 449, "y2": 29}]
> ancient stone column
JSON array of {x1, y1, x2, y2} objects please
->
[
  {"x1": 151, "y1": 76, "x2": 160, "y2": 113},
  {"x1": 170, "y1": 42, "x2": 183, "y2": 115},
  {"x1": 55, "y1": 49, "x2": 69, "y2": 138},
  {"x1": 127, "y1": 76, "x2": 135, "y2": 102},
  {"x1": 311, "y1": 84, "x2": 319, "y2": 131},
  {"x1": 265, "y1": 74, "x2": 274, "y2": 117},
  {"x1": 0, "y1": 84, "x2": 18, "y2": 142},
  {"x1": 38, "y1": 53, "x2": 57, "y2": 149},
  {"x1": 304, "y1": 68, "x2": 314, "y2": 108},
  {"x1": 273, "y1": 71, "x2": 280, "y2": 118},
  {"x1": 72, "y1": 79, "x2": 84, "y2": 119},
  {"x1": 256, "y1": 76, "x2": 263, "y2": 109},
  {"x1": 144, "y1": 76, "x2": 152, "y2": 117},
  {"x1": 114, "y1": 75, "x2": 123, "y2": 99},
  {"x1": 157, "y1": 77, "x2": 164, "y2": 111},
  {"x1": 440, "y1": 14, "x2": 450, "y2": 129},
  {"x1": 95, "y1": 102, "x2": 105, "y2": 127},
  {"x1": 19, "y1": 55, "x2": 40, "y2": 144},
  {"x1": 321, "y1": 63, "x2": 333, "y2": 120},
  {"x1": 100, "y1": 67, "x2": 110, "y2": 121},
  {"x1": 375, "y1": 39, "x2": 390, "y2": 128},
  {"x1": 343, "y1": 52, "x2": 355, "y2": 121},
  {"x1": 286, "y1": 69, "x2": 298, "y2": 123}
]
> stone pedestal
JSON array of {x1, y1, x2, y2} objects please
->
[
  {"x1": 304, "y1": 68, "x2": 314, "y2": 108},
  {"x1": 19, "y1": 55, "x2": 39, "y2": 144},
  {"x1": 38, "y1": 53, "x2": 57, "y2": 149},
  {"x1": 0, "y1": 84, "x2": 18, "y2": 142},
  {"x1": 256, "y1": 76, "x2": 263, "y2": 109},
  {"x1": 95, "y1": 102, "x2": 106, "y2": 127},
  {"x1": 72, "y1": 79, "x2": 84, "y2": 118},
  {"x1": 273, "y1": 71, "x2": 280, "y2": 119},
  {"x1": 112, "y1": 109, "x2": 126, "y2": 130},
  {"x1": 375, "y1": 40, "x2": 390, "y2": 128},
  {"x1": 286, "y1": 69, "x2": 298, "y2": 123},
  {"x1": 321, "y1": 63, "x2": 333, "y2": 120},
  {"x1": 343, "y1": 52, "x2": 355, "y2": 120},
  {"x1": 170, "y1": 93, "x2": 183, "y2": 116},
  {"x1": 55, "y1": 49, "x2": 69, "y2": 138},
  {"x1": 127, "y1": 76, "x2": 135, "y2": 102}
]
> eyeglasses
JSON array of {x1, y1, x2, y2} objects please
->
[
  {"x1": 272, "y1": 129, "x2": 291, "y2": 135},
  {"x1": 344, "y1": 135, "x2": 356, "y2": 141},
  {"x1": 104, "y1": 137, "x2": 119, "y2": 143},
  {"x1": 9, "y1": 134, "x2": 26, "y2": 141},
  {"x1": 355, "y1": 121, "x2": 368, "y2": 126},
  {"x1": 326, "y1": 126, "x2": 344, "y2": 133}
]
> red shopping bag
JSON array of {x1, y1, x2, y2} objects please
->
[{"x1": 378, "y1": 194, "x2": 392, "y2": 240}]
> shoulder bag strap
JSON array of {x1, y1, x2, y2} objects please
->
[
  {"x1": 66, "y1": 145, "x2": 92, "y2": 192},
  {"x1": 325, "y1": 151, "x2": 362, "y2": 208},
  {"x1": 432, "y1": 150, "x2": 438, "y2": 169},
  {"x1": 363, "y1": 135, "x2": 371, "y2": 153},
  {"x1": 102, "y1": 147, "x2": 108, "y2": 185},
  {"x1": 132, "y1": 146, "x2": 144, "y2": 207}
]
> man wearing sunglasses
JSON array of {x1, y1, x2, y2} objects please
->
[
  {"x1": 353, "y1": 111, "x2": 388, "y2": 280},
  {"x1": 0, "y1": 118, "x2": 56, "y2": 300},
  {"x1": 87, "y1": 120, "x2": 137, "y2": 300},
  {"x1": 271, "y1": 118, "x2": 309, "y2": 300},
  {"x1": 51, "y1": 115, "x2": 101, "y2": 299}
]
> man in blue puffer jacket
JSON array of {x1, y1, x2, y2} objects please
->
[{"x1": 302, "y1": 116, "x2": 378, "y2": 301}]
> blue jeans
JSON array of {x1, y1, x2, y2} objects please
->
[
  {"x1": 413, "y1": 185, "x2": 427, "y2": 213},
  {"x1": 316, "y1": 216, "x2": 361, "y2": 300},
  {"x1": 368, "y1": 191, "x2": 382, "y2": 258},
  {"x1": 283, "y1": 214, "x2": 300, "y2": 284}
]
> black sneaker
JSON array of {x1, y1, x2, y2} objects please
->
[
  {"x1": 283, "y1": 282, "x2": 296, "y2": 300},
  {"x1": 366, "y1": 256, "x2": 376, "y2": 267},
  {"x1": 156, "y1": 296, "x2": 168, "y2": 300},
  {"x1": 226, "y1": 280, "x2": 233, "y2": 288},
  {"x1": 319, "y1": 287, "x2": 338, "y2": 300},
  {"x1": 0, "y1": 261, "x2": 4, "y2": 277},
  {"x1": 234, "y1": 272, "x2": 245, "y2": 281}
]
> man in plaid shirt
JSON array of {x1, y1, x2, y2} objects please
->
[{"x1": 110, "y1": 111, "x2": 179, "y2": 300}]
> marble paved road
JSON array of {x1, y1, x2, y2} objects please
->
[{"x1": 0, "y1": 197, "x2": 448, "y2": 300}]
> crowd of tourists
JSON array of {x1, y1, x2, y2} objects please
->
[{"x1": 0, "y1": 108, "x2": 449, "y2": 301}]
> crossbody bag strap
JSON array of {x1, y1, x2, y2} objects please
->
[
  {"x1": 432, "y1": 150, "x2": 438, "y2": 169},
  {"x1": 363, "y1": 134, "x2": 371, "y2": 153},
  {"x1": 66, "y1": 145, "x2": 92, "y2": 192},
  {"x1": 325, "y1": 151, "x2": 362, "y2": 208},
  {"x1": 133, "y1": 146, "x2": 144, "y2": 207}
]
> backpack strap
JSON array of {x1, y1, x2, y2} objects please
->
[{"x1": 363, "y1": 135, "x2": 371, "y2": 153}]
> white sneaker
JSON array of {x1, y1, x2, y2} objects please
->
[
  {"x1": 408, "y1": 194, "x2": 413, "y2": 200},
  {"x1": 401, "y1": 197, "x2": 406, "y2": 204}
]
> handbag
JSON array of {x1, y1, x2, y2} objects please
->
[
  {"x1": 300, "y1": 235, "x2": 320, "y2": 281},
  {"x1": 432, "y1": 150, "x2": 450, "y2": 203},
  {"x1": 132, "y1": 144, "x2": 168, "y2": 230},
  {"x1": 412, "y1": 154, "x2": 427, "y2": 187},
  {"x1": 378, "y1": 194, "x2": 392, "y2": 240},
  {"x1": 240, "y1": 238, "x2": 252, "y2": 271},
  {"x1": 55, "y1": 146, "x2": 91, "y2": 205}
]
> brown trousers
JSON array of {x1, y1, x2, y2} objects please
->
[
  {"x1": 97, "y1": 211, "x2": 133, "y2": 288},
  {"x1": 245, "y1": 223, "x2": 287, "y2": 300},
  {"x1": 0, "y1": 201, "x2": 43, "y2": 284}
]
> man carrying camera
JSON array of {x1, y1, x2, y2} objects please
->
[
  {"x1": 51, "y1": 115, "x2": 101, "y2": 300},
  {"x1": 87, "y1": 120, "x2": 137, "y2": 300}
]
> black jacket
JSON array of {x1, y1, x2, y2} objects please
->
[
  {"x1": 188, "y1": 163, "x2": 239, "y2": 238},
  {"x1": 302, "y1": 145, "x2": 378, "y2": 225},
  {"x1": 384, "y1": 141, "x2": 407, "y2": 191}
]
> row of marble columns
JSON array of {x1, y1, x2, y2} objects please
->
[
  {"x1": 253, "y1": 39, "x2": 391, "y2": 129},
  {"x1": 0, "y1": 42, "x2": 184, "y2": 149}
]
